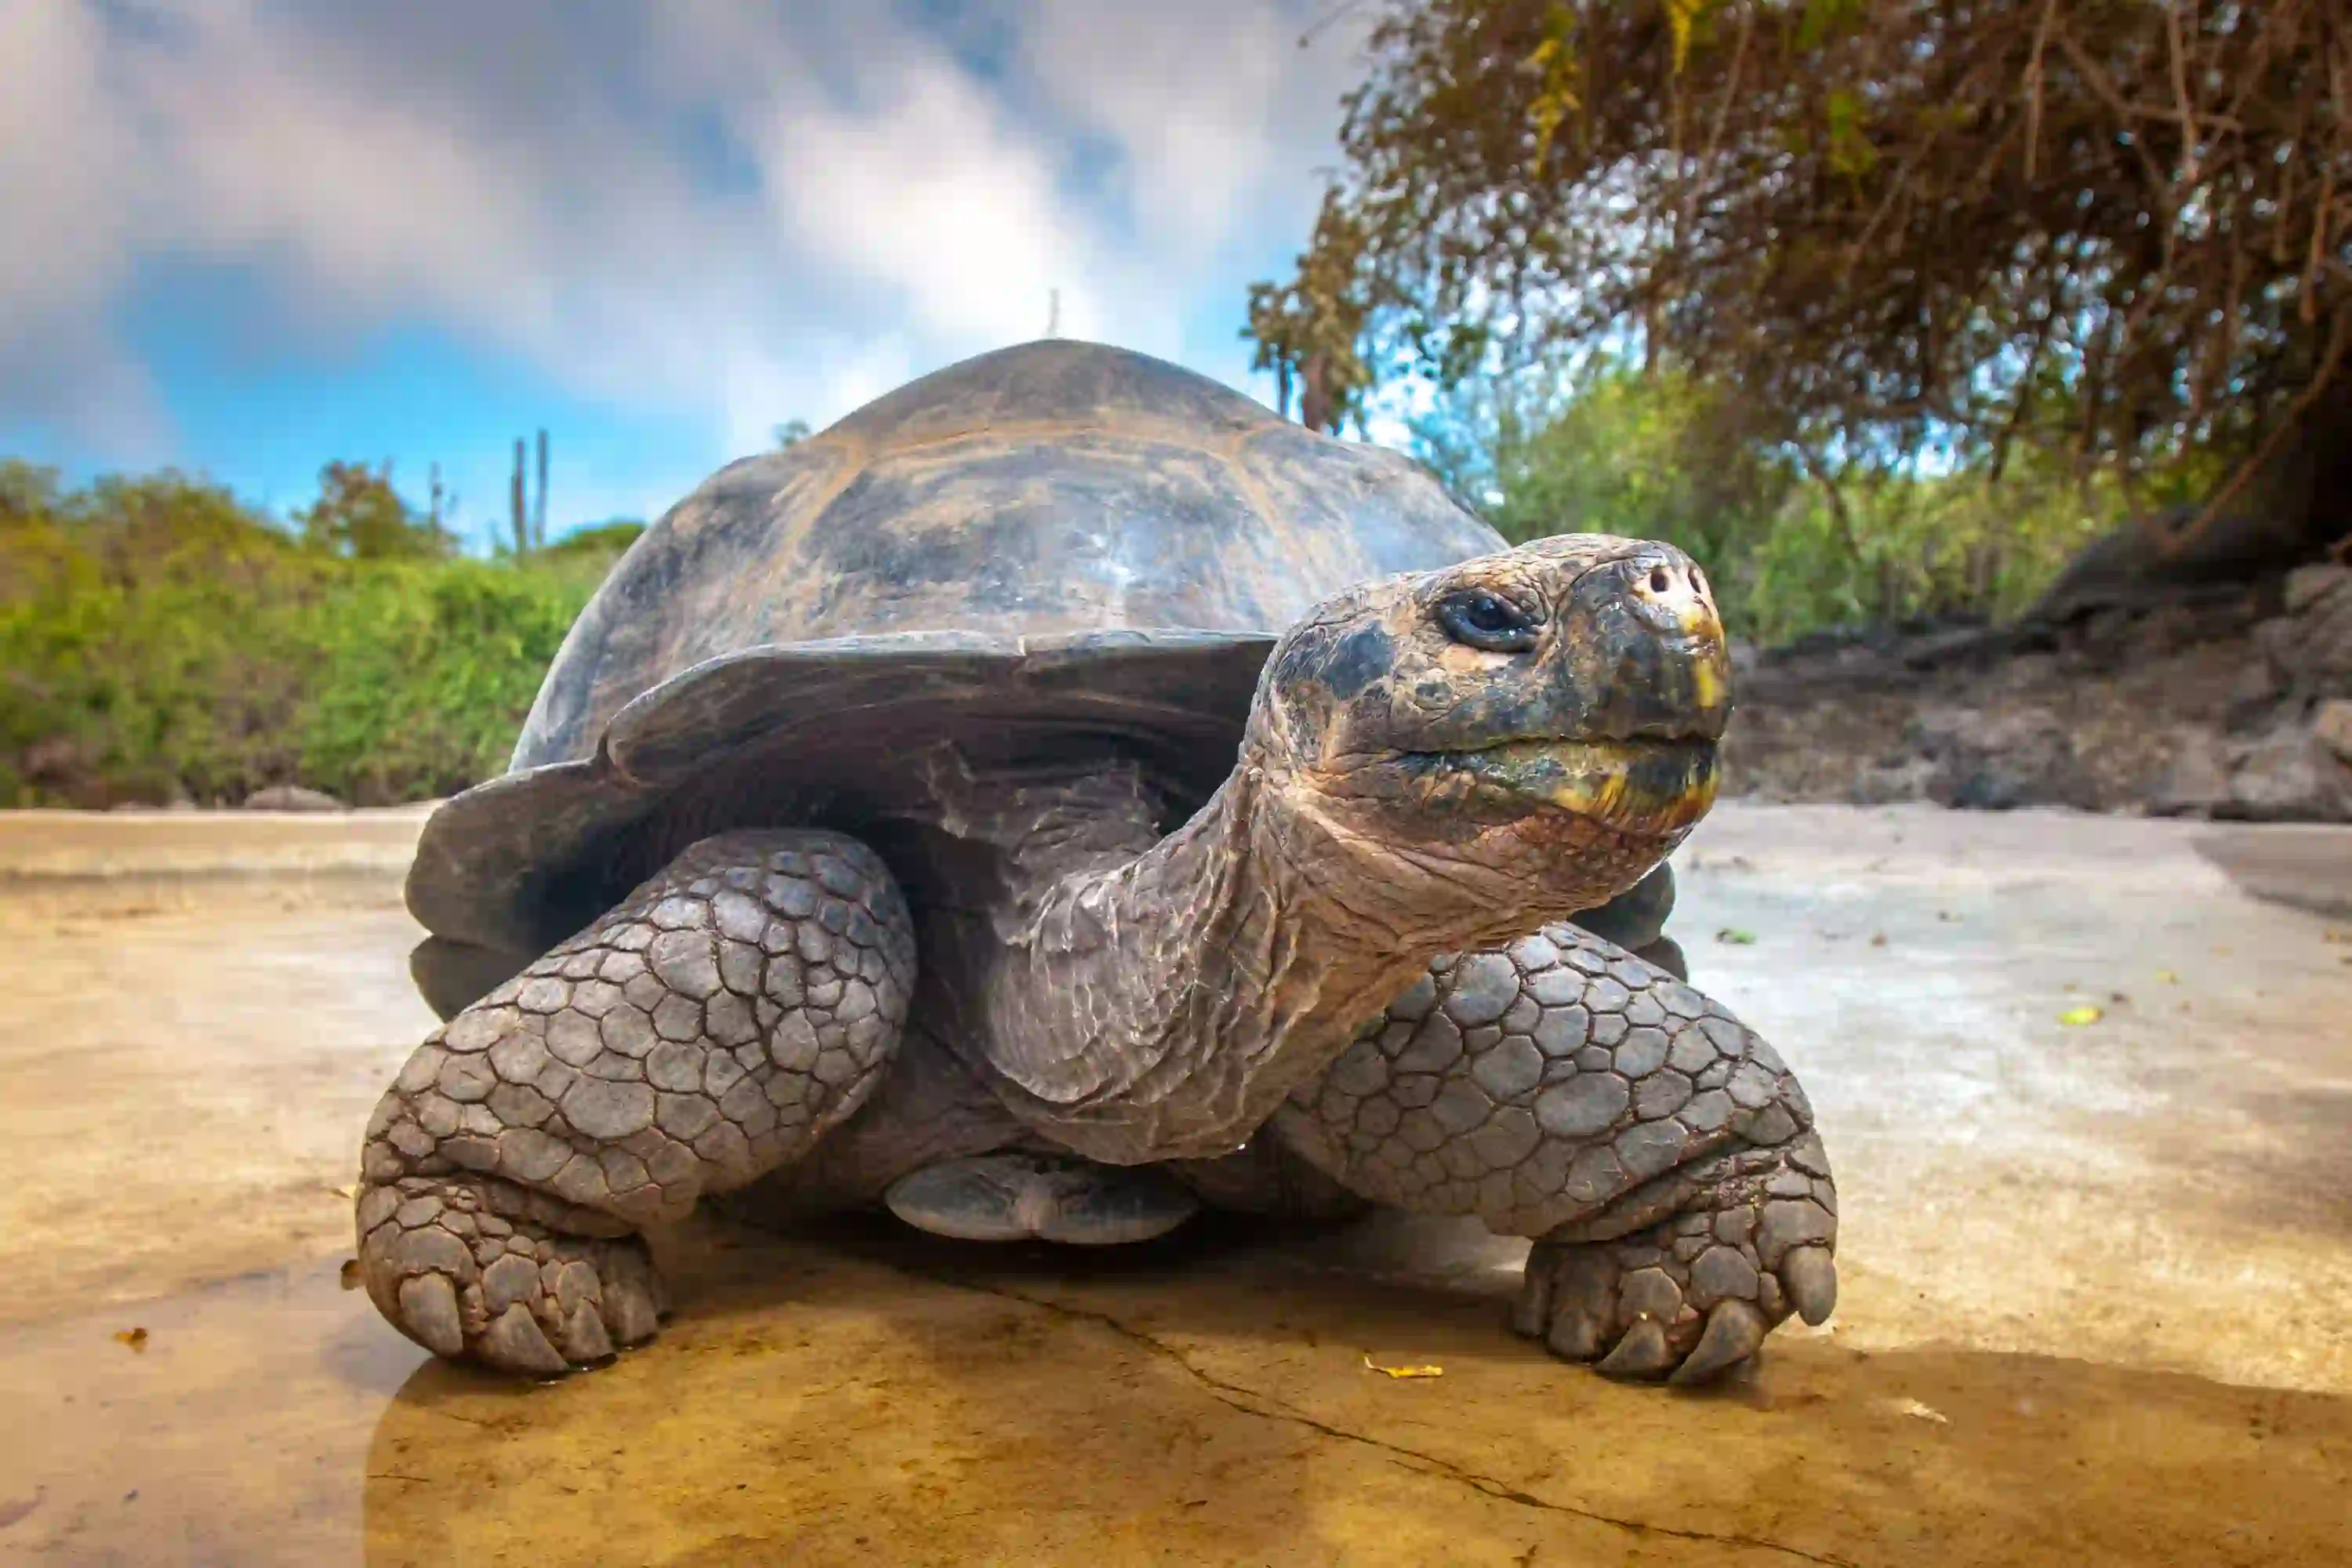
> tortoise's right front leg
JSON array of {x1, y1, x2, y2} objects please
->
[{"x1": 356, "y1": 829, "x2": 914, "y2": 1375}]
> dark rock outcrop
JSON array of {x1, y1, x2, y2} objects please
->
[{"x1": 1723, "y1": 562, "x2": 2352, "y2": 821}]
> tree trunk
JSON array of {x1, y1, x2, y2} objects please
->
[
  {"x1": 510, "y1": 439, "x2": 528, "y2": 559},
  {"x1": 2025, "y1": 395, "x2": 2352, "y2": 623},
  {"x1": 1300, "y1": 350, "x2": 1335, "y2": 434}
]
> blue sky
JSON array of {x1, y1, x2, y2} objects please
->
[{"x1": 0, "y1": 0, "x2": 1372, "y2": 550}]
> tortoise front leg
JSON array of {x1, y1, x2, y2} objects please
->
[
  {"x1": 356, "y1": 829, "x2": 914, "y2": 1375},
  {"x1": 1272, "y1": 924, "x2": 1836, "y2": 1385}
]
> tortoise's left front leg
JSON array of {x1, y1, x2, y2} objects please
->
[{"x1": 1273, "y1": 924, "x2": 1837, "y2": 1385}]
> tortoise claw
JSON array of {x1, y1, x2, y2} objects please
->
[
  {"x1": 1595, "y1": 1318, "x2": 1675, "y2": 1379},
  {"x1": 1783, "y1": 1243, "x2": 1838, "y2": 1327},
  {"x1": 559, "y1": 1300, "x2": 616, "y2": 1363},
  {"x1": 480, "y1": 1303, "x2": 569, "y2": 1377},
  {"x1": 395, "y1": 1273, "x2": 466, "y2": 1358},
  {"x1": 1669, "y1": 1299, "x2": 1766, "y2": 1386}
]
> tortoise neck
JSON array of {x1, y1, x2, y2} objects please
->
[{"x1": 966, "y1": 748, "x2": 1434, "y2": 1163}]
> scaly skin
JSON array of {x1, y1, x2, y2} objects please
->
[
  {"x1": 1272, "y1": 921, "x2": 1837, "y2": 1383},
  {"x1": 355, "y1": 829, "x2": 914, "y2": 1374}
]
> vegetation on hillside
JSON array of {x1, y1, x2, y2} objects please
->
[
  {"x1": 1, "y1": 398, "x2": 2161, "y2": 812},
  {"x1": 0, "y1": 459, "x2": 641, "y2": 808}
]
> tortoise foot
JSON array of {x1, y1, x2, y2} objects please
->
[
  {"x1": 885, "y1": 1152, "x2": 1200, "y2": 1245},
  {"x1": 1513, "y1": 1136, "x2": 1838, "y2": 1386},
  {"x1": 357, "y1": 1176, "x2": 669, "y2": 1377}
]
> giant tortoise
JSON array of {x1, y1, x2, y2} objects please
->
[{"x1": 358, "y1": 339, "x2": 1838, "y2": 1386}]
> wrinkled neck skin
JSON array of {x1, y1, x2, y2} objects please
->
[{"x1": 932, "y1": 745, "x2": 1679, "y2": 1166}]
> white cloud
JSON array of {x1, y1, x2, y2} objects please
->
[
  {"x1": 0, "y1": 0, "x2": 1371, "y2": 469},
  {"x1": 759, "y1": 56, "x2": 1095, "y2": 348},
  {"x1": 1018, "y1": 0, "x2": 1298, "y2": 245},
  {"x1": 0, "y1": 1, "x2": 172, "y2": 451}
]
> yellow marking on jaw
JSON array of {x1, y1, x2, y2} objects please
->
[
  {"x1": 1539, "y1": 761, "x2": 1717, "y2": 829},
  {"x1": 1466, "y1": 738, "x2": 1719, "y2": 832},
  {"x1": 1690, "y1": 656, "x2": 1724, "y2": 712}
]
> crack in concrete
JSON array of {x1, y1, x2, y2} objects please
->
[{"x1": 905, "y1": 1265, "x2": 1856, "y2": 1568}]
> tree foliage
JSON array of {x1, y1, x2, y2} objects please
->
[
  {"x1": 1421, "y1": 359, "x2": 1794, "y2": 558},
  {"x1": 1259, "y1": 0, "x2": 2352, "y2": 501},
  {"x1": 1245, "y1": 199, "x2": 1380, "y2": 432},
  {"x1": 296, "y1": 459, "x2": 458, "y2": 561},
  {"x1": 1410, "y1": 361, "x2": 2131, "y2": 640}
]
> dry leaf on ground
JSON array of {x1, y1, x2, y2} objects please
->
[{"x1": 1363, "y1": 1356, "x2": 1443, "y2": 1379}]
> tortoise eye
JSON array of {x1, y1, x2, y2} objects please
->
[{"x1": 1435, "y1": 590, "x2": 1538, "y2": 652}]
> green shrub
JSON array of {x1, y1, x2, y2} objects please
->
[
  {"x1": 296, "y1": 561, "x2": 587, "y2": 803},
  {"x1": 0, "y1": 460, "x2": 619, "y2": 807}
]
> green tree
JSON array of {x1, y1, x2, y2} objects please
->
[
  {"x1": 1411, "y1": 355, "x2": 2132, "y2": 641},
  {"x1": 542, "y1": 518, "x2": 647, "y2": 559},
  {"x1": 1244, "y1": 194, "x2": 1380, "y2": 434},
  {"x1": 296, "y1": 460, "x2": 456, "y2": 561},
  {"x1": 0, "y1": 459, "x2": 64, "y2": 524},
  {"x1": 1428, "y1": 358, "x2": 1791, "y2": 555}
]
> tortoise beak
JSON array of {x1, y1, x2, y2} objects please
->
[
  {"x1": 1428, "y1": 546, "x2": 1730, "y2": 833},
  {"x1": 1555, "y1": 548, "x2": 1732, "y2": 744},
  {"x1": 1443, "y1": 735, "x2": 1719, "y2": 832}
]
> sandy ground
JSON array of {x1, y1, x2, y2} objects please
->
[{"x1": 0, "y1": 802, "x2": 2347, "y2": 1565}]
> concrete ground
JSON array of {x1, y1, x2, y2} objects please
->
[{"x1": 0, "y1": 802, "x2": 2347, "y2": 1566}]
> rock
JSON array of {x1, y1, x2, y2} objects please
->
[
  {"x1": 2283, "y1": 563, "x2": 2351, "y2": 619},
  {"x1": 2220, "y1": 724, "x2": 2352, "y2": 822},
  {"x1": 2316, "y1": 700, "x2": 2352, "y2": 764},
  {"x1": 1907, "y1": 706, "x2": 2096, "y2": 811},
  {"x1": 1896, "y1": 624, "x2": 2002, "y2": 670},
  {"x1": 2254, "y1": 615, "x2": 2301, "y2": 688},
  {"x1": 2148, "y1": 728, "x2": 2233, "y2": 818},
  {"x1": 1714, "y1": 548, "x2": 2352, "y2": 822},
  {"x1": 2258, "y1": 565, "x2": 2352, "y2": 702},
  {"x1": 2224, "y1": 656, "x2": 2283, "y2": 724},
  {"x1": 2124, "y1": 603, "x2": 2205, "y2": 659},
  {"x1": 1846, "y1": 757, "x2": 1935, "y2": 805},
  {"x1": 241, "y1": 784, "x2": 347, "y2": 812},
  {"x1": 2303, "y1": 593, "x2": 2352, "y2": 702}
]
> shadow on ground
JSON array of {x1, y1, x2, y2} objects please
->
[{"x1": 363, "y1": 1213, "x2": 2350, "y2": 1566}]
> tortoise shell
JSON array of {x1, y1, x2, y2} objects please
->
[{"x1": 406, "y1": 339, "x2": 1505, "y2": 982}]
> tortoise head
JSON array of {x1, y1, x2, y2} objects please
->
[{"x1": 1244, "y1": 534, "x2": 1731, "y2": 920}]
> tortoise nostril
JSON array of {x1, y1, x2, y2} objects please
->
[{"x1": 1649, "y1": 567, "x2": 1671, "y2": 594}]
